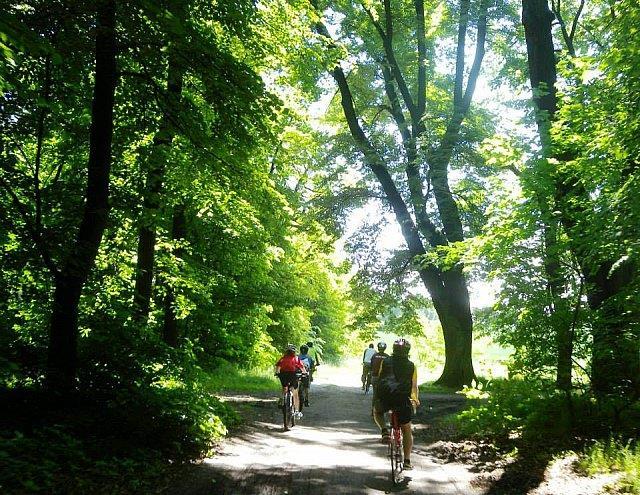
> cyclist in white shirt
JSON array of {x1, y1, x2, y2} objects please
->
[{"x1": 361, "y1": 343, "x2": 376, "y2": 390}]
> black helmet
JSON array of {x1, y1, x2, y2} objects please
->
[
  {"x1": 300, "y1": 344, "x2": 309, "y2": 354},
  {"x1": 392, "y1": 338, "x2": 410, "y2": 356},
  {"x1": 286, "y1": 344, "x2": 296, "y2": 355},
  {"x1": 377, "y1": 341, "x2": 387, "y2": 352}
]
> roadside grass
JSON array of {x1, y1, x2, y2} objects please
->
[
  {"x1": 202, "y1": 362, "x2": 279, "y2": 393},
  {"x1": 419, "y1": 381, "x2": 459, "y2": 394},
  {"x1": 577, "y1": 439, "x2": 640, "y2": 494}
]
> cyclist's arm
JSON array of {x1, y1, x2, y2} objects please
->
[{"x1": 410, "y1": 367, "x2": 420, "y2": 406}]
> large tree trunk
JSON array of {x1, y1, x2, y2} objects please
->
[
  {"x1": 522, "y1": 0, "x2": 639, "y2": 397},
  {"x1": 433, "y1": 268, "x2": 475, "y2": 387},
  {"x1": 133, "y1": 50, "x2": 183, "y2": 322},
  {"x1": 522, "y1": 0, "x2": 574, "y2": 391},
  {"x1": 47, "y1": 0, "x2": 117, "y2": 392}
]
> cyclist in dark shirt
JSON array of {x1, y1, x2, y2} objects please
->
[{"x1": 373, "y1": 338, "x2": 420, "y2": 470}]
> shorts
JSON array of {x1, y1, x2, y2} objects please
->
[
  {"x1": 300, "y1": 374, "x2": 310, "y2": 387},
  {"x1": 374, "y1": 397, "x2": 412, "y2": 425},
  {"x1": 278, "y1": 371, "x2": 300, "y2": 389}
]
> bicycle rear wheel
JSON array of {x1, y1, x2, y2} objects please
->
[
  {"x1": 390, "y1": 431, "x2": 404, "y2": 484},
  {"x1": 283, "y1": 391, "x2": 292, "y2": 431},
  {"x1": 289, "y1": 398, "x2": 296, "y2": 428}
]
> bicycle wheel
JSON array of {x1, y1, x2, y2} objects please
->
[
  {"x1": 299, "y1": 384, "x2": 306, "y2": 412},
  {"x1": 390, "y1": 430, "x2": 404, "y2": 484},
  {"x1": 365, "y1": 372, "x2": 372, "y2": 394},
  {"x1": 394, "y1": 432, "x2": 404, "y2": 484},
  {"x1": 283, "y1": 390, "x2": 292, "y2": 431},
  {"x1": 289, "y1": 397, "x2": 296, "y2": 428}
]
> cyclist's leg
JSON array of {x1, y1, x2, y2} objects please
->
[
  {"x1": 292, "y1": 379, "x2": 301, "y2": 412},
  {"x1": 373, "y1": 398, "x2": 389, "y2": 439},
  {"x1": 398, "y1": 403, "x2": 413, "y2": 466}
]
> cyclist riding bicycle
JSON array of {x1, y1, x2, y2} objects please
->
[
  {"x1": 275, "y1": 344, "x2": 307, "y2": 419},
  {"x1": 298, "y1": 344, "x2": 315, "y2": 407},
  {"x1": 370, "y1": 341, "x2": 389, "y2": 394},
  {"x1": 373, "y1": 338, "x2": 420, "y2": 471},
  {"x1": 361, "y1": 343, "x2": 376, "y2": 390}
]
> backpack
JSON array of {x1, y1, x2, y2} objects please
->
[{"x1": 377, "y1": 358, "x2": 413, "y2": 407}]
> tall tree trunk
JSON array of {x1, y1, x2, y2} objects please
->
[
  {"x1": 47, "y1": 0, "x2": 117, "y2": 392},
  {"x1": 522, "y1": 0, "x2": 639, "y2": 396},
  {"x1": 433, "y1": 268, "x2": 475, "y2": 386},
  {"x1": 132, "y1": 49, "x2": 183, "y2": 322},
  {"x1": 522, "y1": 0, "x2": 574, "y2": 391},
  {"x1": 162, "y1": 204, "x2": 186, "y2": 347}
]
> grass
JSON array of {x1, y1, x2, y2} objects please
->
[
  {"x1": 202, "y1": 362, "x2": 279, "y2": 393},
  {"x1": 577, "y1": 438, "x2": 640, "y2": 493},
  {"x1": 419, "y1": 381, "x2": 460, "y2": 394}
]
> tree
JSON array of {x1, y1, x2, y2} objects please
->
[
  {"x1": 521, "y1": 0, "x2": 639, "y2": 397},
  {"x1": 311, "y1": 0, "x2": 492, "y2": 387}
]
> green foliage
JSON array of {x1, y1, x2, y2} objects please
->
[
  {"x1": 578, "y1": 439, "x2": 640, "y2": 494},
  {"x1": 202, "y1": 361, "x2": 279, "y2": 393},
  {"x1": 456, "y1": 378, "x2": 640, "y2": 442}
]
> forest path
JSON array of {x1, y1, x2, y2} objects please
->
[{"x1": 164, "y1": 370, "x2": 480, "y2": 495}]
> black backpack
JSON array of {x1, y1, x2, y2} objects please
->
[{"x1": 377, "y1": 357, "x2": 413, "y2": 407}]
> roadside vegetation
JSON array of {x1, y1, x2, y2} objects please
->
[{"x1": 1, "y1": 0, "x2": 639, "y2": 493}]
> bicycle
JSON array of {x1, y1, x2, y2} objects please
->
[
  {"x1": 363, "y1": 365, "x2": 372, "y2": 394},
  {"x1": 276, "y1": 373, "x2": 296, "y2": 431},
  {"x1": 387, "y1": 410, "x2": 404, "y2": 485},
  {"x1": 299, "y1": 370, "x2": 311, "y2": 410}
]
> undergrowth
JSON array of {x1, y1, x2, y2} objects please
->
[
  {"x1": 578, "y1": 439, "x2": 640, "y2": 494},
  {"x1": 0, "y1": 356, "x2": 271, "y2": 494}
]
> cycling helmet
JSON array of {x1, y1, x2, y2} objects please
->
[
  {"x1": 300, "y1": 344, "x2": 309, "y2": 354},
  {"x1": 285, "y1": 344, "x2": 296, "y2": 355},
  {"x1": 377, "y1": 341, "x2": 387, "y2": 352},
  {"x1": 392, "y1": 338, "x2": 411, "y2": 356}
]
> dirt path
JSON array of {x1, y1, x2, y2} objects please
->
[{"x1": 164, "y1": 373, "x2": 480, "y2": 495}]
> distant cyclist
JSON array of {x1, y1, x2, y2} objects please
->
[
  {"x1": 370, "y1": 341, "x2": 389, "y2": 394},
  {"x1": 275, "y1": 344, "x2": 307, "y2": 419},
  {"x1": 361, "y1": 343, "x2": 375, "y2": 390},
  {"x1": 373, "y1": 338, "x2": 420, "y2": 470},
  {"x1": 298, "y1": 344, "x2": 315, "y2": 406},
  {"x1": 306, "y1": 341, "x2": 321, "y2": 377}
]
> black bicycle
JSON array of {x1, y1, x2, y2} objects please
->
[
  {"x1": 277, "y1": 372, "x2": 301, "y2": 431},
  {"x1": 363, "y1": 364, "x2": 372, "y2": 394},
  {"x1": 299, "y1": 372, "x2": 310, "y2": 411}
]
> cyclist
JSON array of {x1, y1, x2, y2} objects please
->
[
  {"x1": 275, "y1": 344, "x2": 307, "y2": 419},
  {"x1": 361, "y1": 343, "x2": 376, "y2": 390},
  {"x1": 373, "y1": 338, "x2": 420, "y2": 471},
  {"x1": 370, "y1": 341, "x2": 389, "y2": 394},
  {"x1": 306, "y1": 341, "x2": 321, "y2": 377},
  {"x1": 298, "y1": 344, "x2": 315, "y2": 407}
]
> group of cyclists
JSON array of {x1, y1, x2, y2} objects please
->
[
  {"x1": 362, "y1": 339, "x2": 419, "y2": 471},
  {"x1": 274, "y1": 342, "x2": 318, "y2": 420},
  {"x1": 274, "y1": 337, "x2": 419, "y2": 472}
]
